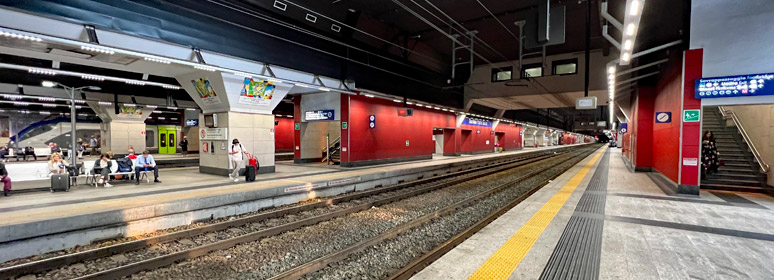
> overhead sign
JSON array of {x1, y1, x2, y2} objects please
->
[
  {"x1": 655, "y1": 112, "x2": 672, "y2": 123},
  {"x1": 397, "y1": 108, "x2": 413, "y2": 117},
  {"x1": 185, "y1": 119, "x2": 199, "y2": 127},
  {"x1": 576, "y1": 96, "x2": 598, "y2": 110},
  {"x1": 695, "y1": 73, "x2": 774, "y2": 99},
  {"x1": 369, "y1": 115, "x2": 376, "y2": 129},
  {"x1": 463, "y1": 117, "x2": 493, "y2": 127},
  {"x1": 619, "y1": 123, "x2": 628, "y2": 134},
  {"x1": 683, "y1": 109, "x2": 701, "y2": 122},
  {"x1": 305, "y1": 110, "x2": 335, "y2": 121},
  {"x1": 200, "y1": 128, "x2": 228, "y2": 140}
]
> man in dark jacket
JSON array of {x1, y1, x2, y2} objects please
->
[{"x1": 0, "y1": 162, "x2": 11, "y2": 196}]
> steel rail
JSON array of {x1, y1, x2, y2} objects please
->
[
  {"x1": 71, "y1": 152, "x2": 564, "y2": 280},
  {"x1": 0, "y1": 148, "x2": 581, "y2": 279},
  {"x1": 268, "y1": 147, "x2": 595, "y2": 280},
  {"x1": 387, "y1": 152, "x2": 585, "y2": 280},
  {"x1": 0, "y1": 150, "x2": 561, "y2": 279}
]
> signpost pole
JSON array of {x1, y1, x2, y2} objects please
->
[{"x1": 69, "y1": 87, "x2": 77, "y2": 168}]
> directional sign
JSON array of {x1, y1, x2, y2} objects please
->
[{"x1": 683, "y1": 109, "x2": 700, "y2": 122}]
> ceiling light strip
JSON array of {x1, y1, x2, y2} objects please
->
[
  {"x1": 0, "y1": 62, "x2": 180, "y2": 90},
  {"x1": 0, "y1": 27, "x2": 351, "y2": 95}
]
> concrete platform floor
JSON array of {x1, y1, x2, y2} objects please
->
[
  {"x1": 413, "y1": 147, "x2": 774, "y2": 280},
  {"x1": 0, "y1": 145, "x2": 567, "y2": 231}
]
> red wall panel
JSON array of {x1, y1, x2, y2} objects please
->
[
  {"x1": 635, "y1": 87, "x2": 656, "y2": 168},
  {"x1": 651, "y1": 53, "x2": 684, "y2": 183},
  {"x1": 345, "y1": 95, "x2": 457, "y2": 162},
  {"x1": 460, "y1": 124, "x2": 493, "y2": 153},
  {"x1": 443, "y1": 129, "x2": 458, "y2": 155},
  {"x1": 494, "y1": 123, "x2": 523, "y2": 150},
  {"x1": 274, "y1": 117, "x2": 295, "y2": 152},
  {"x1": 460, "y1": 130, "x2": 472, "y2": 153}
]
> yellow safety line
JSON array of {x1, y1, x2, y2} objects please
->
[{"x1": 468, "y1": 147, "x2": 605, "y2": 280}]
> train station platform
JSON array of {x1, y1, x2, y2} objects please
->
[
  {"x1": 413, "y1": 147, "x2": 774, "y2": 280},
  {"x1": 0, "y1": 144, "x2": 580, "y2": 263}
]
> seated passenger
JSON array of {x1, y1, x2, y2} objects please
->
[
  {"x1": 24, "y1": 143, "x2": 36, "y2": 161},
  {"x1": 0, "y1": 162, "x2": 10, "y2": 196},
  {"x1": 48, "y1": 153, "x2": 69, "y2": 176},
  {"x1": 93, "y1": 154, "x2": 113, "y2": 188},
  {"x1": 135, "y1": 150, "x2": 161, "y2": 184},
  {"x1": 127, "y1": 145, "x2": 137, "y2": 160}
]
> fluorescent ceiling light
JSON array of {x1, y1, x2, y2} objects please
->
[
  {"x1": 626, "y1": 23, "x2": 636, "y2": 36},
  {"x1": 393, "y1": 99, "x2": 402, "y2": 103},
  {"x1": 152, "y1": 110, "x2": 162, "y2": 113},
  {"x1": 318, "y1": 87, "x2": 330, "y2": 92},
  {"x1": 29, "y1": 68, "x2": 56, "y2": 75},
  {"x1": 41, "y1": 81, "x2": 57, "y2": 88},
  {"x1": 123, "y1": 104, "x2": 136, "y2": 107},
  {"x1": 194, "y1": 65, "x2": 217, "y2": 72},
  {"x1": 622, "y1": 53, "x2": 631, "y2": 62},
  {"x1": 406, "y1": 102, "x2": 414, "y2": 105},
  {"x1": 364, "y1": 94, "x2": 375, "y2": 98},
  {"x1": 629, "y1": 0, "x2": 640, "y2": 15},
  {"x1": 98, "y1": 101, "x2": 112, "y2": 106},
  {"x1": 186, "y1": 108, "x2": 197, "y2": 111},
  {"x1": 608, "y1": 66, "x2": 616, "y2": 74},
  {"x1": 294, "y1": 83, "x2": 310, "y2": 88},
  {"x1": 80, "y1": 45, "x2": 115, "y2": 55},
  {"x1": 623, "y1": 40, "x2": 633, "y2": 50},
  {"x1": 144, "y1": 57, "x2": 171, "y2": 64}
]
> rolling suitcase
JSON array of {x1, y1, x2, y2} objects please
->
[
  {"x1": 51, "y1": 174, "x2": 70, "y2": 192},
  {"x1": 245, "y1": 165, "x2": 256, "y2": 182}
]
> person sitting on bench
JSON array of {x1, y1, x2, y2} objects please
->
[
  {"x1": 24, "y1": 143, "x2": 36, "y2": 161},
  {"x1": 48, "y1": 152, "x2": 69, "y2": 175},
  {"x1": 135, "y1": 150, "x2": 161, "y2": 184},
  {"x1": 93, "y1": 154, "x2": 112, "y2": 188}
]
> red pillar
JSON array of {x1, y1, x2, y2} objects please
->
[
  {"x1": 442, "y1": 128, "x2": 460, "y2": 156},
  {"x1": 340, "y1": 94, "x2": 350, "y2": 164},
  {"x1": 293, "y1": 96, "x2": 301, "y2": 161},
  {"x1": 678, "y1": 49, "x2": 704, "y2": 195}
]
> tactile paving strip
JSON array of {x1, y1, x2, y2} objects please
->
[{"x1": 538, "y1": 148, "x2": 610, "y2": 280}]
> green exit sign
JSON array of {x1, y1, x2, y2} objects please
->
[
  {"x1": 294, "y1": 123, "x2": 300, "y2": 130},
  {"x1": 683, "y1": 109, "x2": 700, "y2": 122}
]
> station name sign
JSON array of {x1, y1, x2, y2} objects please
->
[
  {"x1": 305, "y1": 110, "x2": 335, "y2": 121},
  {"x1": 695, "y1": 73, "x2": 774, "y2": 99},
  {"x1": 463, "y1": 117, "x2": 493, "y2": 127}
]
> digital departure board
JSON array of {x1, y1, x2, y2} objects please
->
[{"x1": 695, "y1": 73, "x2": 774, "y2": 99}]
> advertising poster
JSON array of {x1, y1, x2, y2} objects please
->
[
  {"x1": 191, "y1": 77, "x2": 222, "y2": 105},
  {"x1": 239, "y1": 78, "x2": 275, "y2": 106},
  {"x1": 118, "y1": 105, "x2": 143, "y2": 119}
]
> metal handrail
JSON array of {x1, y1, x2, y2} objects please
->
[{"x1": 718, "y1": 106, "x2": 769, "y2": 173}]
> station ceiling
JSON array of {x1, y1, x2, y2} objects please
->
[{"x1": 0, "y1": 0, "x2": 687, "y2": 130}]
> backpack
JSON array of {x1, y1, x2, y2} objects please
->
[{"x1": 116, "y1": 157, "x2": 133, "y2": 172}]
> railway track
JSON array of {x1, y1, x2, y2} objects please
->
[
  {"x1": 272, "y1": 145, "x2": 600, "y2": 280},
  {"x1": 0, "y1": 147, "x2": 581, "y2": 280}
]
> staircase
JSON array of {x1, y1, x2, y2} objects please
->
[
  {"x1": 701, "y1": 108, "x2": 767, "y2": 192},
  {"x1": 321, "y1": 136, "x2": 341, "y2": 165}
]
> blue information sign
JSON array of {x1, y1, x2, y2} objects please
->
[
  {"x1": 695, "y1": 73, "x2": 774, "y2": 99},
  {"x1": 655, "y1": 112, "x2": 671, "y2": 123},
  {"x1": 619, "y1": 123, "x2": 627, "y2": 134},
  {"x1": 305, "y1": 110, "x2": 335, "y2": 121},
  {"x1": 462, "y1": 117, "x2": 493, "y2": 127}
]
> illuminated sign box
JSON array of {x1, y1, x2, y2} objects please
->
[
  {"x1": 305, "y1": 110, "x2": 335, "y2": 121},
  {"x1": 576, "y1": 97, "x2": 597, "y2": 110},
  {"x1": 695, "y1": 73, "x2": 774, "y2": 99},
  {"x1": 397, "y1": 108, "x2": 413, "y2": 117}
]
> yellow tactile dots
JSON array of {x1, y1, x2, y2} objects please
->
[{"x1": 468, "y1": 148, "x2": 605, "y2": 280}]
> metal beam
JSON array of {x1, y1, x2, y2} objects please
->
[
  {"x1": 615, "y1": 71, "x2": 659, "y2": 87},
  {"x1": 631, "y1": 40, "x2": 683, "y2": 59},
  {"x1": 616, "y1": 58, "x2": 669, "y2": 77},
  {"x1": 602, "y1": 26, "x2": 621, "y2": 50},
  {"x1": 600, "y1": 2, "x2": 623, "y2": 31}
]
